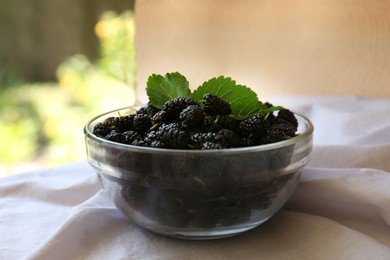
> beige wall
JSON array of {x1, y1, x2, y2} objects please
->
[{"x1": 135, "y1": 0, "x2": 390, "y2": 100}]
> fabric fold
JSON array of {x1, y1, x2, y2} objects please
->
[{"x1": 287, "y1": 167, "x2": 390, "y2": 248}]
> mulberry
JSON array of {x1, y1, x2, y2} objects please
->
[
  {"x1": 93, "y1": 115, "x2": 134, "y2": 134},
  {"x1": 131, "y1": 139, "x2": 148, "y2": 147},
  {"x1": 156, "y1": 123, "x2": 189, "y2": 149},
  {"x1": 261, "y1": 125, "x2": 291, "y2": 144},
  {"x1": 132, "y1": 114, "x2": 152, "y2": 132},
  {"x1": 137, "y1": 102, "x2": 160, "y2": 117},
  {"x1": 179, "y1": 105, "x2": 205, "y2": 129},
  {"x1": 122, "y1": 130, "x2": 142, "y2": 144},
  {"x1": 149, "y1": 140, "x2": 166, "y2": 148},
  {"x1": 201, "y1": 141, "x2": 223, "y2": 150},
  {"x1": 105, "y1": 130, "x2": 126, "y2": 143},
  {"x1": 151, "y1": 110, "x2": 167, "y2": 125},
  {"x1": 163, "y1": 97, "x2": 198, "y2": 120},
  {"x1": 116, "y1": 115, "x2": 134, "y2": 132},
  {"x1": 201, "y1": 115, "x2": 220, "y2": 132},
  {"x1": 202, "y1": 94, "x2": 231, "y2": 116},
  {"x1": 239, "y1": 113, "x2": 269, "y2": 137},
  {"x1": 143, "y1": 131, "x2": 166, "y2": 148},
  {"x1": 190, "y1": 132, "x2": 217, "y2": 148},
  {"x1": 277, "y1": 109, "x2": 298, "y2": 131},
  {"x1": 93, "y1": 122, "x2": 111, "y2": 137},
  {"x1": 216, "y1": 115, "x2": 240, "y2": 132},
  {"x1": 271, "y1": 117, "x2": 296, "y2": 137},
  {"x1": 102, "y1": 117, "x2": 118, "y2": 130},
  {"x1": 215, "y1": 129, "x2": 240, "y2": 148}
]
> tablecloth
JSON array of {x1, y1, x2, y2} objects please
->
[{"x1": 1, "y1": 96, "x2": 390, "y2": 259}]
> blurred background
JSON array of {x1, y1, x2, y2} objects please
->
[
  {"x1": 0, "y1": 0, "x2": 136, "y2": 176},
  {"x1": 135, "y1": 0, "x2": 390, "y2": 101}
]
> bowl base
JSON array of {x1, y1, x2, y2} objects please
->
[{"x1": 136, "y1": 217, "x2": 271, "y2": 240}]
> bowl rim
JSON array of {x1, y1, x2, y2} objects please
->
[{"x1": 84, "y1": 106, "x2": 314, "y2": 154}]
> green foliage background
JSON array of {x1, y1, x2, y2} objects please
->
[{"x1": 0, "y1": 11, "x2": 136, "y2": 175}]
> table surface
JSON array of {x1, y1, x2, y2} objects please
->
[{"x1": 1, "y1": 96, "x2": 390, "y2": 260}]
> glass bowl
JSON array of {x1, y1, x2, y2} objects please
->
[{"x1": 84, "y1": 106, "x2": 313, "y2": 240}]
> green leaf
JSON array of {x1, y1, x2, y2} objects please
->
[
  {"x1": 146, "y1": 72, "x2": 191, "y2": 109},
  {"x1": 260, "y1": 105, "x2": 285, "y2": 115},
  {"x1": 192, "y1": 76, "x2": 263, "y2": 119}
]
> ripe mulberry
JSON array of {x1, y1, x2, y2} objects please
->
[
  {"x1": 215, "y1": 129, "x2": 240, "y2": 148},
  {"x1": 105, "y1": 130, "x2": 126, "y2": 143},
  {"x1": 94, "y1": 115, "x2": 134, "y2": 134},
  {"x1": 201, "y1": 115, "x2": 221, "y2": 132},
  {"x1": 216, "y1": 115, "x2": 240, "y2": 132},
  {"x1": 202, "y1": 94, "x2": 231, "y2": 116},
  {"x1": 151, "y1": 110, "x2": 167, "y2": 125},
  {"x1": 93, "y1": 122, "x2": 111, "y2": 137},
  {"x1": 137, "y1": 102, "x2": 160, "y2": 117},
  {"x1": 116, "y1": 115, "x2": 134, "y2": 132},
  {"x1": 143, "y1": 131, "x2": 166, "y2": 148},
  {"x1": 132, "y1": 114, "x2": 152, "y2": 132},
  {"x1": 261, "y1": 125, "x2": 291, "y2": 144},
  {"x1": 102, "y1": 117, "x2": 118, "y2": 128},
  {"x1": 277, "y1": 109, "x2": 298, "y2": 131},
  {"x1": 239, "y1": 113, "x2": 269, "y2": 137},
  {"x1": 190, "y1": 132, "x2": 217, "y2": 148},
  {"x1": 122, "y1": 130, "x2": 142, "y2": 144},
  {"x1": 163, "y1": 97, "x2": 198, "y2": 120},
  {"x1": 156, "y1": 122, "x2": 189, "y2": 149},
  {"x1": 179, "y1": 105, "x2": 205, "y2": 129},
  {"x1": 271, "y1": 117, "x2": 296, "y2": 137},
  {"x1": 201, "y1": 141, "x2": 223, "y2": 150},
  {"x1": 131, "y1": 139, "x2": 148, "y2": 147}
]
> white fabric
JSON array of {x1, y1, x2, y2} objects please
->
[{"x1": 1, "y1": 96, "x2": 390, "y2": 259}]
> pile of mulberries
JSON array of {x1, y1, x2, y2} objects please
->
[{"x1": 93, "y1": 94, "x2": 298, "y2": 149}]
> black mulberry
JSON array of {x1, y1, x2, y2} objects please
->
[
  {"x1": 163, "y1": 97, "x2": 198, "y2": 120},
  {"x1": 105, "y1": 130, "x2": 126, "y2": 143},
  {"x1": 239, "y1": 113, "x2": 269, "y2": 137},
  {"x1": 202, "y1": 94, "x2": 231, "y2": 116},
  {"x1": 123, "y1": 130, "x2": 142, "y2": 144},
  {"x1": 116, "y1": 115, "x2": 134, "y2": 132},
  {"x1": 216, "y1": 115, "x2": 240, "y2": 132},
  {"x1": 190, "y1": 132, "x2": 217, "y2": 149},
  {"x1": 131, "y1": 139, "x2": 148, "y2": 147},
  {"x1": 143, "y1": 131, "x2": 166, "y2": 148},
  {"x1": 149, "y1": 140, "x2": 166, "y2": 148},
  {"x1": 215, "y1": 129, "x2": 240, "y2": 148},
  {"x1": 95, "y1": 115, "x2": 134, "y2": 134},
  {"x1": 179, "y1": 105, "x2": 205, "y2": 129},
  {"x1": 271, "y1": 117, "x2": 296, "y2": 137},
  {"x1": 156, "y1": 123, "x2": 189, "y2": 149},
  {"x1": 201, "y1": 115, "x2": 221, "y2": 132},
  {"x1": 132, "y1": 114, "x2": 152, "y2": 132},
  {"x1": 277, "y1": 109, "x2": 298, "y2": 131},
  {"x1": 151, "y1": 110, "x2": 167, "y2": 125},
  {"x1": 201, "y1": 141, "x2": 223, "y2": 150},
  {"x1": 137, "y1": 102, "x2": 160, "y2": 117},
  {"x1": 261, "y1": 125, "x2": 291, "y2": 144},
  {"x1": 93, "y1": 122, "x2": 111, "y2": 137}
]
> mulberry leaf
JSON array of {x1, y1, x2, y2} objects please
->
[
  {"x1": 146, "y1": 72, "x2": 191, "y2": 109},
  {"x1": 192, "y1": 76, "x2": 263, "y2": 119}
]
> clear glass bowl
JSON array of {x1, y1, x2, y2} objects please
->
[{"x1": 84, "y1": 106, "x2": 313, "y2": 240}]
